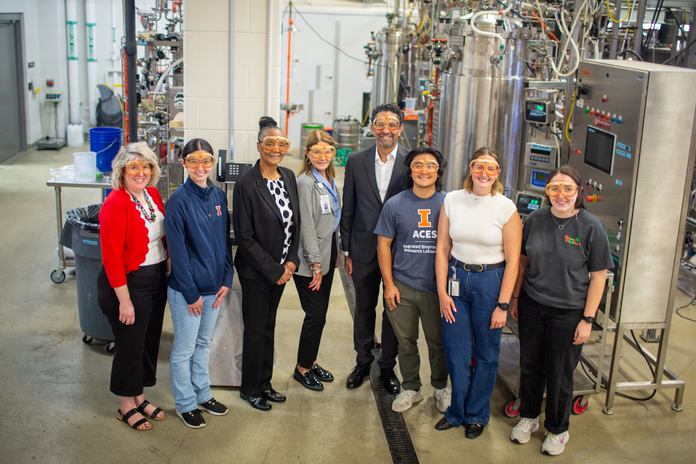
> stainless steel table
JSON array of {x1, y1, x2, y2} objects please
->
[{"x1": 46, "y1": 178, "x2": 111, "y2": 283}]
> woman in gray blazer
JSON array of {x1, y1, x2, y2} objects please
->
[{"x1": 292, "y1": 129, "x2": 341, "y2": 391}]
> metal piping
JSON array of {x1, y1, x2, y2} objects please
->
[
  {"x1": 265, "y1": 0, "x2": 273, "y2": 116},
  {"x1": 86, "y1": 0, "x2": 98, "y2": 127},
  {"x1": 229, "y1": 0, "x2": 235, "y2": 161},
  {"x1": 125, "y1": 0, "x2": 137, "y2": 142}
]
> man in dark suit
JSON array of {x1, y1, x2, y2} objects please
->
[{"x1": 340, "y1": 103, "x2": 409, "y2": 393}]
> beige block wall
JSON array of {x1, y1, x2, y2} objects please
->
[{"x1": 184, "y1": 0, "x2": 282, "y2": 163}]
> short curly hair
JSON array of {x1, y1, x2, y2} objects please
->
[{"x1": 110, "y1": 142, "x2": 161, "y2": 191}]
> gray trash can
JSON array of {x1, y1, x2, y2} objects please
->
[{"x1": 60, "y1": 205, "x2": 115, "y2": 348}]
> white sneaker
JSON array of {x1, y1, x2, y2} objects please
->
[
  {"x1": 541, "y1": 431, "x2": 570, "y2": 456},
  {"x1": 510, "y1": 417, "x2": 539, "y2": 444},
  {"x1": 391, "y1": 389, "x2": 424, "y2": 412},
  {"x1": 433, "y1": 387, "x2": 452, "y2": 413}
]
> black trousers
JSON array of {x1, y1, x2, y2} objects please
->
[
  {"x1": 352, "y1": 255, "x2": 398, "y2": 369},
  {"x1": 97, "y1": 262, "x2": 168, "y2": 397},
  {"x1": 293, "y1": 234, "x2": 338, "y2": 369},
  {"x1": 240, "y1": 276, "x2": 285, "y2": 396},
  {"x1": 518, "y1": 291, "x2": 584, "y2": 434}
]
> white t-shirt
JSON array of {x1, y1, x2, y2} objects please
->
[
  {"x1": 130, "y1": 195, "x2": 167, "y2": 265},
  {"x1": 444, "y1": 189, "x2": 517, "y2": 264}
]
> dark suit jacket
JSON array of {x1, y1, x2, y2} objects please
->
[
  {"x1": 233, "y1": 161, "x2": 301, "y2": 284},
  {"x1": 340, "y1": 145, "x2": 409, "y2": 264}
]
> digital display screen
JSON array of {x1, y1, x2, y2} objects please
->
[
  {"x1": 530, "y1": 170, "x2": 549, "y2": 188},
  {"x1": 584, "y1": 126, "x2": 616, "y2": 175},
  {"x1": 516, "y1": 193, "x2": 545, "y2": 216},
  {"x1": 524, "y1": 101, "x2": 550, "y2": 124},
  {"x1": 534, "y1": 172, "x2": 547, "y2": 181}
]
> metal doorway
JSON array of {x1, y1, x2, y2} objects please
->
[{"x1": 0, "y1": 14, "x2": 28, "y2": 162}]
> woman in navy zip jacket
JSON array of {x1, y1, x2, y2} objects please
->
[
  {"x1": 233, "y1": 117, "x2": 301, "y2": 411},
  {"x1": 165, "y1": 138, "x2": 234, "y2": 429}
]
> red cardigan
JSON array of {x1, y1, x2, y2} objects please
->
[{"x1": 100, "y1": 186, "x2": 167, "y2": 288}]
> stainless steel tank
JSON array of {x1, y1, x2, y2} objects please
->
[
  {"x1": 433, "y1": 13, "x2": 532, "y2": 194},
  {"x1": 369, "y1": 28, "x2": 418, "y2": 110}
]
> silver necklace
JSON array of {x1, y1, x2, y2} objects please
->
[{"x1": 552, "y1": 209, "x2": 576, "y2": 230}]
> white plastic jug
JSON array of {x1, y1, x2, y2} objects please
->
[
  {"x1": 67, "y1": 124, "x2": 84, "y2": 147},
  {"x1": 74, "y1": 152, "x2": 97, "y2": 182}
]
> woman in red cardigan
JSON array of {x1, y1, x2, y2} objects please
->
[{"x1": 97, "y1": 142, "x2": 168, "y2": 431}]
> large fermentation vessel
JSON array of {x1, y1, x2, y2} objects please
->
[
  {"x1": 368, "y1": 26, "x2": 418, "y2": 110},
  {"x1": 433, "y1": 13, "x2": 532, "y2": 194}
]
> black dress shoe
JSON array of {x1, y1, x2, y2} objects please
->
[
  {"x1": 380, "y1": 368, "x2": 401, "y2": 394},
  {"x1": 239, "y1": 392, "x2": 271, "y2": 411},
  {"x1": 435, "y1": 417, "x2": 456, "y2": 431},
  {"x1": 294, "y1": 367, "x2": 324, "y2": 391},
  {"x1": 261, "y1": 388, "x2": 286, "y2": 403},
  {"x1": 465, "y1": 423, "x2": 485, "y2": 439},
  {"x1": 346, "y1": 364, "x2": 371, "y2": 389},
  {"x1": 312, "y1": 363, "x2": 334, "y2": 382}
]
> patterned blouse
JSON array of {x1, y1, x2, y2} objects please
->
[{"x1": 266, "y1": 178, "x2": 293, "y2": 264}]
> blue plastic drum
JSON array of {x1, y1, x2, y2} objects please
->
[{"x1": 89, "y1": 127, "x2": 122, "y2": 173}]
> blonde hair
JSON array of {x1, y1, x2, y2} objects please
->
[
  {"x1": 463, "y1": 146, "x2": 504, "y2": 195},
  {"x1": 110, "y1": 142, "x2": 162, "y2": 190},
  {"x1": 298, "y1": 130, "x2": 337, "y2": 181}
]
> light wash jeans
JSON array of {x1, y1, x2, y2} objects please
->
[{"x1": 168, "y1": 287, "x2": 219, "y2": 414}]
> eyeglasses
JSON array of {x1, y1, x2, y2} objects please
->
[
  {"x1": 411, "y1": 160, "x2": 439, "y2": 173},
  {"x1": 125, "y1": 161, "x2": 154, "y2": 176},
  {"x1": 469, "y1": 159, "x2": 500, "y2": 176},
  {"x1": 184, "y1": 155, "x2": 216, "y2": 169},
  {"x1": 309, "y1": 146, "x2": 336, "y2": 159},
  {"x1": 260, "y1": 136, "x2": 290, "y2": 153},
  {"x1": 372, "y1": 116, "x2": 401, "y2": 131},
  {"x1": 546, "y1": 181, "x2": 579, "y2": 197}
]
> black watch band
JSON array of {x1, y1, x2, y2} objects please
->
[
  {"x1": 581, "y1": 315, "x2": 595, "y2": 324},
  {"x1": 497, "y1": 302, "x2": 510, "y2": 312}
]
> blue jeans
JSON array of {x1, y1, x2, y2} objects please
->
[
  {"x1": 442, "y1": 265, "x2": 504, "y2": 426},
  {"x1": 168, "y1": 287, "x2": 220, "y2": 413}
]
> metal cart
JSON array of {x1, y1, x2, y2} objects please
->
[
  {"x1": 46, "y1": 178, "x2": 110, "y2": 283},
  {"x1": 497, "y1": 272, "x2": 615, "y2": 417}
]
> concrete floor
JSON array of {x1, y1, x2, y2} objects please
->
[{"x1": 1, "y1": 145, "x2": 696, "y2": 463}]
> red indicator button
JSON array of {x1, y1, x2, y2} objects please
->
[
  {"x1": 602, "y1": 95, "x2": 607, "y2": 103},
  {"x1": 586, "y1": 195, "x2": 603, "y2": 203},
  {"x1": 575, "y1": 149, "x2": 582, "y2": 154},
  {"x1": 590, "y1": 109, "x2": 594, "y2": 115}
]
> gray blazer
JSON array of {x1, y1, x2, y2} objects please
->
[{"x1": 295, "y1": 172, "x2": 341, "y2": 278}]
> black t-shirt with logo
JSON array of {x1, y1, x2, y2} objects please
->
[{"x1": 521, "y1": 207, "x2": 613, "y2": 309}]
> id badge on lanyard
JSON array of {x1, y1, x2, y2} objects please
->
[
  {"x1": 320, "y1": 194, "x2": 332, "y2": 215},
  {"x1": 448, "y1": 262, "x2": 460, "y2": 297}
]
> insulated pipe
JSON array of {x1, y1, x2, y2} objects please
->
[
  {"x1": 265, "y1": 0, "x2": 274, "y2": 116},
  {"x1": 66, "y1": 0, "x2": 81, "y2": 124},
  {"x1": 285, "y1": 11, "x2": 294, "y2": 136},
  {"x1": 154, "y1": 58, "x2": 183, "y2": 93},
  {"x1": 86, "y1": 0, "x2": 98, "y2": 127},
  {"x1": 125, "y1": 0, "x2": 137, "y2": 143},
  {"x1": 229, "y1": 0, "x2": 235, "y2": 161},
  {"x1": 111, "y1": 0, "x2": 119, "y2": 62}
]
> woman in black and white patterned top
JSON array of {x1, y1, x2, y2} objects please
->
[{"x1": 233, "y1": 116, "x2": 301, "y2": 411}]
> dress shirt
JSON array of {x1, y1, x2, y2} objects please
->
[{"x1": 374, "y1": 144, "x2": 398, "y2": 202}]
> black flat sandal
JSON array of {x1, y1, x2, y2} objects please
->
[
  {"x1": 137, "y1": 400, "x2": 166, "y2": 421},
  {"x1": 117, "y1": 408, "x2": 152, "y2": 431}
]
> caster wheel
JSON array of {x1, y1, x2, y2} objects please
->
[
  {"x1": 51, "y1": 269, "x2": 66, "y2": 283},
  {"x1": 504, "y1": 398, "x2": 521, "y2": 418},
  {"x1": 105, "y1": 342, "x2": 116, "y2": 354},
  {"x1": 82, "y1": 334, "x2": 94, "y2": 345},
  {"x1": 572, "y1": 396, "x2": 588, "y2": 415}
]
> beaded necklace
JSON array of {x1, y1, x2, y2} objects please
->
[{"x1": 130, "y1": 189, "x2": 157, "y2": 223}]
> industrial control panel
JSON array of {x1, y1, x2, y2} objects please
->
[
  {"x1": 522, "y1": 138, "x2": 556, "y2": 192},
  {"x1": 570, "y1": 60, "x2": 696, "y2": 324}
]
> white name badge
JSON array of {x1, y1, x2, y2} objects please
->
[{"x1": 320, "y1": 195, "x2": 332, "y2": 214}]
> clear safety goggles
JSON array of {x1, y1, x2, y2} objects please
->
[
  {"x1": 309, "y1": 146, "x2": 336, "y2": 159},
  {"x1": 372, "y1": 116, "x2": 401, "y2": 131},
  {"x1": 184, "y1": 155, "x2": 215, "y2": 169}
]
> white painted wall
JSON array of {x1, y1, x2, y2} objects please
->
[
  {"x1": 280, "y1": 4, "x2": 391, "y2": 150},
  {"x1": 184, "y1": 0, "x2": 283, "y2": 163}
]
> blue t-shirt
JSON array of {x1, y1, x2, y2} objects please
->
[{"x1": 374, "y1": 189, "x2": 446, "y2": 294}]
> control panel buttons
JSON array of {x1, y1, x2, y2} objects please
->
[
  {"x1": 575, "y1": 149, "x2": 581, "y2": 154},
  {"x1": 602, "y1": 95, "x2": 607, "y2": 103},
  {"x1": 585, "y1": 107, "x2": 590, "y2": 114},
  {"x1": 590, "y1": 109, "x2": 595, "y2": 115},
  {"x1": 605, "y1": 114, "x2": 611, "y2": 121},
  {"x1": 611, "y1": 115, "x2": 616, "y2": 122},
  {"x1": 616, "y1": 231, "x2": 622, "y2": 240},
  {"x1": 617, "y1": 117, "x2": 623, "y2": 124}
]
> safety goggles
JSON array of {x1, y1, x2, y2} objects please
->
[
  {"x1": 469, "y1": 159, "x2": 500, "y2": 176},
  {"x1": 546, "y1": 181, "x2": 579, "y2": 197},
  {"x1": 372, "y1": 116, "x2": 401, "y2": 131},
  {"x1": 124, "y1": 161, "x2": 154, "y2": 176},
  {"x1": 259, "y1": 136, "x2": 290, "y2": 153},
  {"x1": 410, "y1": 160, "x2": 439, "y2": 173},
  {"x1": 309, "y1": 146, "x2": 336, "y2": 159},
  {"x1": 184, "y1": 155, "x2": 216, "y2": 169}
]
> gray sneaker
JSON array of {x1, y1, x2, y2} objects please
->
[
  {"x1": 541, "y1": 431, "x2": 570, "y2": 455},
  {"x1": 510, "y1": 417, "x2": 539, "y2": 444},
  {"x1": 433, "y1": 387, "x2": 452, "y2": 413},
  {"x1": 391, "y1": 389, "x2": 424, "y2": 412}
]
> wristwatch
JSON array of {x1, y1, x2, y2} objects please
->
[
  {"x1": 497, "y1": 301, "x2": 510, "y2": 312},
  {"x1": 581, "y1": 315, "x2": 595, "y2": 324}
]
